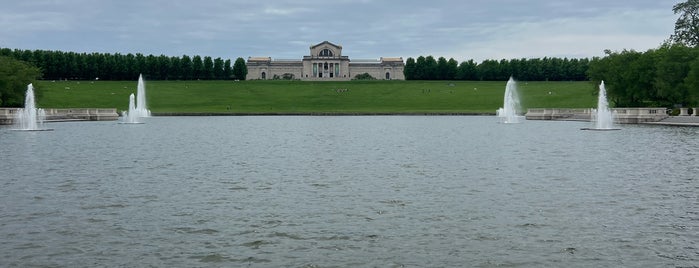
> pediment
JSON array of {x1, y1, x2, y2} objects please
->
[{"x1": 310, "y1": 41, "x2": 342, "y2": 50}]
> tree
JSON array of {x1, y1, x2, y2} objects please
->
[
  {"x1": 192, "y1": 55, "x2": 203, "y2": 79},
  {"x1": 0, "y1": 56, "x2": 42, "y2": 107},
  {"x1": 203, "y1": 56, "x2": 214, "y2": 80},
  {"x1": 654, "y1": 44, "x2": 697, "y2": 106},
  {"x1": 180, "y1": 55, "x2": 193, "y2": 80},
  {"x1": 672, "y1": 0, "x2": 699, "y2": 47},
  {"x1": 587, "y1": 49, "x2": 656, "y2": 107},
  {"x1": 436, "y1": 57, "x2": 449, "y2": 80},
  {"x1": 404, "y1": 57, "x2": 416, "y2": 80},
  {"x1": 414, "y1": 56, "x2": 426, "y2": 80},
  {"x1": 685, "y1": 53, "x2": 699, "y2": 105},
  {"x1": 223, "y1": 59, "x2": 233, "y2": 79},
  {"x1": 424, "y1": 56, "x2": 437, "y2": 80},
  {"x1": 353, "y1": 73, "x2": 376, "y2": 80},
  {"x1": 446, "y1": 58, "x2": 458, "y2": 80},
  {"x1": 213, "y1": 57, "x2": 224, "y2": 79},
  {"x1": 232, "y1": 57, "x2": 247, "y2": 80}
]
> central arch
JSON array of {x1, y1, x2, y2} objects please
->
[{"x1": 319, "y1": 49, "x2": 334, "y2": 57}]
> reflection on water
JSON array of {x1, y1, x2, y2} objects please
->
[{"x1": 1, "y1": 116, "x2": 697, "y2": 267}]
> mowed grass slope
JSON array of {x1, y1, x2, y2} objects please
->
[{"x1": 34, "y1": 80, "x2": 597, "y2": 114}]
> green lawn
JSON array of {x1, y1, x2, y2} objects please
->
[{"x1": 33, "y1": 80, "x2": 597, "y2": 114}]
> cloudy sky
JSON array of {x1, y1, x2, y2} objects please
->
[{"x1": 0, "y1": 0, "x2": 678, "y2": 62}]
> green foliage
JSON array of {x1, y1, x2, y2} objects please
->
[
  {"x1": 203, "y1": 56, "x2": 214, "y2": 80},
  {"x1": 672, "y1": 0, "x2": 699, "y2": 47},
  {"x1": 404, "y1": 55, "x2": 590, "y2": 81},
  {"x1": 403, "y1": 57, "x2": 416, "y2": 79},
  {"x1": 192, "y1": 55, "x2": 203, "y2": 79},
  {"x1": 353, "y1": 73, "x2": 376, "y2": 80},
  {"x1": 0, "y1": 47, "x2": 235, "y2": 81},
  {"x1": 0, "y1": 56, "x2": 42, "y2": 107},
  {"x1": 588, "y1": 45, "x2": 699, "y2": 107},
  {"x1": 272, "y1": 73, "x2": 296, "y2": 80},
  {"x1": 232, "y1": 57, "x2": 247, "y2": 80},
  {"x1": 223, "y1": 59, "x2": 233, "y2": 79}
]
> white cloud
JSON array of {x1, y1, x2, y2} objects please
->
[{"x1": 433, "y1": 8, "x2": 676, "y2": 61}]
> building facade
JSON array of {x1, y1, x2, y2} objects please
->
[{"x1": 246, "y1": 41, "x2": 405, "y2": 81}]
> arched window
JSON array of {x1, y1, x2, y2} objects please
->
[
  {"x1": 261, "y1": 72, "x2": 266, "y2": 79},
  {"x1": 385, "y1": 72, "x2": 391, "y2": 80},
  {"x1": 319, "y1": 49, "x2": 333, "y2": 57}
]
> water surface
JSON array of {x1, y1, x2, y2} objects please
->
[{"x1": 1, "y1": 116, "x2": 697, "y2": 267}]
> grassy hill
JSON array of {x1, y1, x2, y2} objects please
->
[{"x1": 33, "y1": 80, "x2": 597, "y2": 114}]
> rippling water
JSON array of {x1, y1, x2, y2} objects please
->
[{"x1": 1, "y1": 116, "x2": 697, "y2": 267}]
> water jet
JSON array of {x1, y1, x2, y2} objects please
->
[
  {"x1": 582, "y1": 81, "x2": 620, "y2": 131},
  {"x1": 120, "y1": 74, "x2": 149, "y2": 124},
  {"x1": 496, "y1": 77, "x2": 522, "y2": 123},
  {"x1": 12, "y1": 84, "x2": 53, "y2": 131}
]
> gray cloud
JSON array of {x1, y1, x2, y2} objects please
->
[{"x1": 0, "y1": 0, "x2": 677, "y2": 61}]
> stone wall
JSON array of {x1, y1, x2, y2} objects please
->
[
  {"x1": 0, "y1": 108, "x2": 119, "y2": 125},
  {"x1": 525, "y1": 108, "x2": 669, "y2": 123}
]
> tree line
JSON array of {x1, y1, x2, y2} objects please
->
[
  {"x1": 586, "y1": 0, "x2": 699, "y2": 108},
  {"x1": 0, "y1": 48, "x2": 248, "y2": 81},
  {"x1": 587, "y1": 44, "x2": 699, "y2": 107},
  {"x1": 403, "y1": 56, "x2": 590, "y2": 81}
]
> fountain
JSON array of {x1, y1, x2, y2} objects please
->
[
  {"x1": 496, "y1": 77, "x2": 522, "y2": 123},
  {"x1": 134, "y1": 74, "x2": 150, "y2": 118},
  {"x1": 582, "y1": 81, "x2": 620, "y2": 131},
  {"x1": 120, "y1": 94, "x2": 143, "y2": 124},
  {"x1": 12, "y1": 84, "x2": 52, "y2": 131},
  {"x1": 120, "y1": 74, "x2": 149, "y2": 124}
]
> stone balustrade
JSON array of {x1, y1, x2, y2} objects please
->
[
  {"x1": 525, "y1": 107, "x2": 669, "y2": 123},
  {"x1": 0, "y1": 108, "x2": 119, "y2": 125}
]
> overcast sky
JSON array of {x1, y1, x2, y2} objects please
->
[{"x1": 0, "y1": 0, "x2": 678, "y2": 62}]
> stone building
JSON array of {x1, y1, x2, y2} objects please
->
[{"x1": 246, "y1": 41, "x2": 405, "y2": 81}]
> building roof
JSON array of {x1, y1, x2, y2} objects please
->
[
  {"x1": 310, "y1": 41, "x2": 342, "y2": 49},
  {"x1": 351, "y1": 59, "x2": 381, "y2": 63},
  {"x1": 381, "y1": 57, "x2": 403, "y2": 62},
  {"x1": 248, "y1": 57, "x2": 271, "y2": 61}
]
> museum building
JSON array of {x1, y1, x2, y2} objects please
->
[{"x1": 246, "y1": 41, "x2": 405, "y2": 81}]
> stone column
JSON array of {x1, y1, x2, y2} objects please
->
[{"x1": 680, "y1": 107, "x2": 689, "y2": 116}]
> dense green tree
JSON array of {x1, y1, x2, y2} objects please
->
[
  {"x1": 223, "y1": 59, "x2": 233, "y2": 79},
  {"x1": 587, "y1": 49, "x2": 656, "y2": 107},
  {"x1": 158, "y1": 55, "x2": 171, "y2": 80},
  {"x1": 653, "y1": 44, "x2": 697, "y2": 106},
  {"x1": 169, "y1": 56, "x2": 181, "y2": 79},
  {"x1": 353, "y1": 73, "x2": 376, "y2": 80},
  {"x1": 404, "y1": 57, "x2": 416, "y2": 80},
  {"x1": 436, "y1": 57, "x2": 449, "y2": 80},
  {"x1": 685, "y1": 54, "x2": 699, "y2": 105},
  {"x1": 414, "y1": 56, "x2": 426, "y2": 80},
  {"x1": 203, "y1": 56, "x2": 214, "y2": 80},
  {"x1": 192, "y1": 55, "x2": 203, "y2": 79},
  {"x1": 232, "y1": 57, "x2": 247, "y2": 80},
  {"x1": 672, "y1": 0, "x2": 699, "y2": 47},
  {"x1": 0, "y1": 56, "x2": 42, "y2": 107},
  {"x1": 456, "y1": 60, "x2": 477, "y2": 80},
  {"x1": 446, "y1": 58, "x2": 458, "y2": 80},
  {"x1": 423, "y1": 56, "x2": 437, "y2": 80},
  {"x1": 213, "y1": 57, "x2": 224, "y2": 79},
  {"x1": 180, "y1": 55, "x2": 193, "y2": 80}
]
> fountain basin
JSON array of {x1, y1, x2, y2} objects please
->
[
  {"x1": 580, "y1": 128, "x2": 621, "y2": 131},
  {"x1": 10, "y1": 128, "x2": 54, "y2": 131}
]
